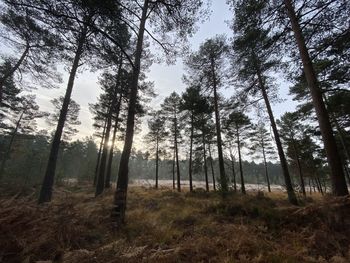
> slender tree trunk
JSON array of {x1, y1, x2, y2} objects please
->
[
  {"x1": 112, "y1": 0, "x2": 149, "y2": 224},
  {"x1": 256, "y1": 68, "x2": 298, "y2": 205},
  {"x1": 105, "y1": 95, "x2": 122, "y2": 188},
  {"x1": 211, "y1": 58, "x2": 227, "y2": 192},
  {"x1": 94, "y1": 120, "x2": 107, "y2": 186},
  {"x1": 230, "y1": 150, "x2": 237, "y2": 191},
  {"x1": 309, "y1": 178, "x2": 312, "y2": 195},
  {"x1": 236, "y1": 127, "x2": 245, "y2": 194},
  {"x1": 174, "y1": 112, "x2": 181, "y2": 192},
  {"x1": 95, "y1": 104, "x2": 113, "y2": 196},
  {"x1": 188, "y1": 112, "x2": 194, "y2": 191},
  {"x1": 208, "y1": 143, "x2": 216, "y2": 191},
  {"x1": 172, "y1": 146, "x2": 175, "y2": 190},
  {"x1": 38, "y1": 28, "x2": 86, "y2": 204},
  {"x1": 261, "y1": 142, "x2": 271, "y2": 192},
  {"x1": 155, "y1": 137, "x2": 159, "y2": 189},
  {"x1": 291, "y1": 140, "x2": 306, "y2": 197},
  {"x1": 202, "y1": 131, "x2": 209, "y2": 192},
  {"x1": 0, "y1": 44, "x2": 30, "y2": 105},
  {"x1": 0, "y1": 111, "x2": 24, "y2": 180},
  {"x1": 284, "y1": 0, "x2": 348, "y2": 196}
]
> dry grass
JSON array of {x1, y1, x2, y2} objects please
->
[{"x1": 1, "y1": 185, "x2": 350, "y2": 263}]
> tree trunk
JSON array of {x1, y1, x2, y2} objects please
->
[
  {"x1": 0, "y1": 44, "x2": 30, "y2": 105},
  {"x1": 155, "y1": 136, "x2": 159, "y2": 189},
  {"x1": 236, "y1": 126, "x2": 245, "y2": 194},
  {"x1": 188, "y1": 112, "x2": 194, "y2": 191},
  {"x1": 284, "y1": 0, "x2": 348, "y2": 196},
  {"x1": 94, "y1": 120, "x2": 107, "y2": 186},
  {"x1": 208, "y1": 143, "x2": 216, "y2": 191},
  {"x1": 172, "y1": 146, "x2": 175, "y2": 190},
  {"x1": 202, "y1": 131, "x2": 209, "y2": 192},
  {"x1": 211, "y1": 58, "x2": 227, "y2": 192},
  {"x1": 261, "y1": 141, "x2": 271, "y2": 192},
  {"x1": 256, "y1": 68, "x2": 298, "y2": 205},
  {"x1": 0, "y1": 111, "x2": 24, "y2": 180},
  {"x1": 38, "y1": 28, "x2": 86, "y2": 204},
  {"x1": 291, "y1": 140, "x2": 306, "y2": 197},
  {"x1": 95, "y1": 105, "x2": 113, "y2": 196},
  {"x1": 112, "y1": 0, "x2": 149, "y2": 224},
  {"x1": 105, "y1": 95, "x2": 122, "y2": 188},
  {"x1": 230, "y1": 150, "x2": 237, "y2": 191},
  {"x1": 174, "y1": 112, "x2": 181, "y2": 192}
]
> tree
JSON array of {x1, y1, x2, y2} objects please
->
[
  {"x1": 249, "y1": 121, "x2": 276, "y2": 192},
  {"x1": 161, "y1": 92, "x2": 183, "y2": 192},
  {"x1": 144, "y1": 110, "x2": 167, "y2": 189},
  {"x1": 112, "y1": 0, "x2": 208, "y2": 224},
  {"x1": 184, "y1": 35, "x2": 229, "y2": 193},
  {"x1": 230, "y1": 0, "x2": 298, "y2": 204},
  {"x1": 0, "y1": 95, "x2": 45, "y2": 179},
  {"x1": 0, "y1": 1, "x2": 61, "y2": 104},
  {"x1": 47, "y1": 97, "x2": 81, "y2": 142},
  {"x1": 223, "y1": 110, "x2": 251, "y2": 194},
  {"x1": 283, "y1": 0, "x2": 348, "y2": 196}
]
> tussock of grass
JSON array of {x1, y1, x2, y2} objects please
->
[{"x1": 1, "y1": 185, "x2": 350, "y2": 262}]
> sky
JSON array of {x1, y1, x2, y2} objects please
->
[{"x1": 4, "y1": 1, "x2": 298, "y2": 145}]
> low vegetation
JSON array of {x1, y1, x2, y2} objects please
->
[{"x1": 1, "y1": 185, "x2": 350, "y2": 263}]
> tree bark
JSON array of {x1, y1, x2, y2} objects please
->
[
  {"x1": 230, "y1": 150, "x2": 237, "y2": 191},
  {"x1": 291, "y1": 140, "x2": 306, "y2": 197},
  {"x1": 256, "y1": 68, "x2": 298, "y2": 205},
  {"x1": 236, "y1": 126, "x2": 245, "y2": 194},
  {"x1": 105, "y1": 95, "x2": 122, "y2": 188},
  {"x1": 38, "y1": 27, "x2": 86, "y2": 204},
  {"x1": 210, "y1": 57, "x2": 227, "y2": 192},
  {"x1": 261, "y1": 140, "x2": 271, "y2": 192},
  {"x1": 202, "y1": 130, "x2": 209, "y2": 192},
  {"x1": 208, "y1": 143, "x2": 216, "y2": 191},
  {"x1": 174, "y1": 111, "x2": 181, "y2": 192},
  {"x1": 112, "y1": 0, "x2": 149, "y2": 224},
  {"x1": 95, "y1": 104, "x2": 113, "y2": 196},
  {"x1": 188, "y1": 112, "x2": 194, "y2": 191},
  {"x1": 94, "y1": 119, "x2": 107, "y2": 186},
  {"x1": 0, "y1": 44, "x2": 30, "y2": 105},
  {"x1": 155, "y1": 136, "x2": 159, "y2": 189},
  {"x1": 284, "y1": 0, "x2": 348, "y2": 196},
  {"x1": 172, "y1": 146, "x2": 175, "y2": 190}
]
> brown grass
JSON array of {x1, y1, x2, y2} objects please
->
[{"x1": 1, "y1": 185, "x2": 350, "y2": 263}]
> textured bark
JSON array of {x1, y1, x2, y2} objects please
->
[
  {"x1": 38, "y1": 27, "x2": 86, "y2": 204},
  {"x1": 0, "y1": 44, "x2": 30, "y2": 105},
  {"x1": 112, "y1": 0, "x2": 149, "y2": 224},
  {"x1": 284, "y1": 0, "x2": 348, "y2": 196}
]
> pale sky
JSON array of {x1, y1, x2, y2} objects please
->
[{"x1": 3, "y1": 1, "x2": 298, "y2": 144}]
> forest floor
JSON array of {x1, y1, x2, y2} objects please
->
[{"x1": 1, "y1": 184, "x2": 350, "y2": 263}]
